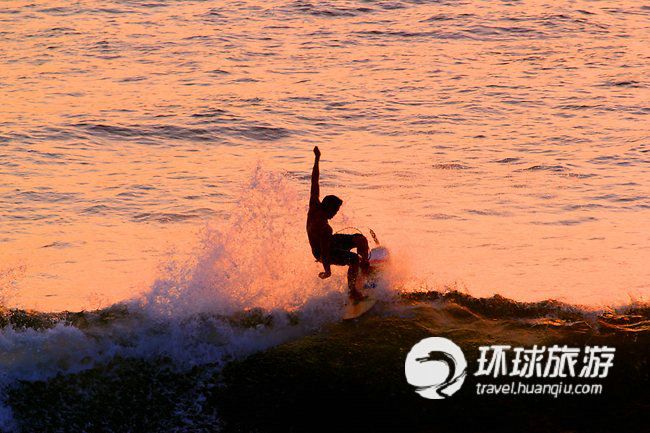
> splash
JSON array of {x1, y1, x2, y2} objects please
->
[
  {"x1": 0, "y1": 168, "x2": 388, "y2": 431},
  {"x1": 145, "y1": 166, "x2": 347, "y2": 317}
]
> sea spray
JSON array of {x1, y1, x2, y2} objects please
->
[
  {"x1": 0, "y1": 168, "x2": 380, "y2": 431},
  {"x1": 145, "y1": 166, "x2": 345, "y2": 317}
]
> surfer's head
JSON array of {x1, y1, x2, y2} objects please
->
[{"x1": 321, "y1": 195, "x2": 342, "y2": 219}]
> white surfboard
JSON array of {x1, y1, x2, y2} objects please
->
[{"x1": 343, "y1": 297, "x2": 377, "y2": 320}]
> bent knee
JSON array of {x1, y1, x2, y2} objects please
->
[{"x1": 352, "y1": 234, "x2": 368, "y2": 246}]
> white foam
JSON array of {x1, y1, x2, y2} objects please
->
[{"x1": 0, "y1": 168, "x2": 399, "y2": 430}]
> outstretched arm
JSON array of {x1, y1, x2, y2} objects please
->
[{"x1": 310, "y1": 146, "x2": 321, "y2": 207}]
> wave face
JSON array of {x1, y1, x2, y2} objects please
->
[
  {"x1": 2, "y1": 290, "x2": 648, "y2": 432},
  {"x1": 217, "y1": 294, "x2": 650, "y2": 433}
]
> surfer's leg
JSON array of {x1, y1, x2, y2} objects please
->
[
  {"x1": 347, "y1": 254, "x2": 361, "y2": 297},
  {"x1": 332, "y1": 234, "x2": 369, "y2": 262},
  {"x1": 351, "y1": 234, "x2": 370, "y2": 272},
  {"x1": 330, "y1": 248, "x2": 364, "y2": 301}
]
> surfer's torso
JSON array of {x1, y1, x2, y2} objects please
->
[{"x1": 306, "y1": 200, "x2": 332, "y2": 260}]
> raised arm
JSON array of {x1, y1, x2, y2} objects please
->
[{"x1": 310, "y1": 146, "x2": 321, "y2": 207}]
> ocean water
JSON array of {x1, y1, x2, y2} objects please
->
[
  {"x1": 1, "y1": 0, "x2": 649, "y2": 310},
  {"x1": 0, "y1": 2, "x2": 649, "y2": 429}
]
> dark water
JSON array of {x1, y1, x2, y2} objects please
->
[{"x1": 4, "y1": 290, "x2": 649, "y2": 432}]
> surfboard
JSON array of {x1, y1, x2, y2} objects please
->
[{"x1": 343, "y1": 297, "x2": 377, "y2": 320}]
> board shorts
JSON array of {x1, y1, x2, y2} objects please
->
[{"x1": 315, "y1": 233, "x2": 360, "y2": 266}]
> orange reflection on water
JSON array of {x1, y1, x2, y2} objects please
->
[{"x1": 0, "y1": 0, "x2": 648, "y2": 310}]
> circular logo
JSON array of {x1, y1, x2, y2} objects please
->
[{"x1": 404, "y1": 337, "x2": 467, "y2": 399}]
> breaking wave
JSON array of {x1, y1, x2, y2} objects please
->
[
  {"x1": 0, "y1": 169, "x2": 646, "y2": 432},
  {"x1": 0, "y1": 168, "x2": 365, "y2": 431}
]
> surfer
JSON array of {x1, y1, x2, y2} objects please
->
[{"x1": 307, "y1": 146, "x2": 370, "y2": 302}]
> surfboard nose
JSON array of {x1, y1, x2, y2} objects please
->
[{"x1": 369, "y1": 246, "x2": 389, "y2": 266}]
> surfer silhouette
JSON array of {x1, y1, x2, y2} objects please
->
[{"x1": 307, "y1": 146, "x2": 370, "y2": 302}]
